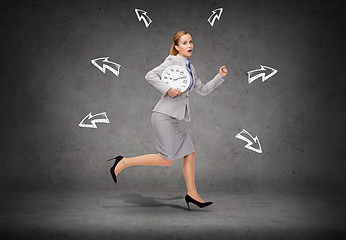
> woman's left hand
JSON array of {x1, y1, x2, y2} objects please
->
[{"x1": 219, "y1": 66, "x2": 228, "y2": 78}]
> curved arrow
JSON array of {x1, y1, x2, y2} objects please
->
[
  {"x1": 135, "y1": 9, "x2": 152, "y2": 28},
  {"x1": 91, "y1": 57, "x2": 121, "y2": 76},
  {"x1": 247, "y1": 65, "x2": 277, "y2": 84},
  {"x1": 235, "y1": 129, "x2": 262, "y2": 153},
  {"x1": 79, "y1": 112, "x2": 110, "y2": 128},
  {"x1": 207, "y1": 8, "x2": 223, "y2": 27}
]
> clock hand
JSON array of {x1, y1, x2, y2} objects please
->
[{"x1": 173, "y1": 76, "x2": 186, "y2": 81}]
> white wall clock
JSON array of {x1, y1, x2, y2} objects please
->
[{"x1": 161, "y1": 65, "x2": 191, "y2": 93}]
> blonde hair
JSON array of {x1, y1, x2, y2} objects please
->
[{"x1": 169, "y1": 31, "x2": 190, "y2": 55}]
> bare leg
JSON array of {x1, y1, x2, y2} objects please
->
[
  {"x1": 183, "y1": 147, "x2": 205, "y2": 203},
  {"x1": 114, "y1": 154, "x2": 173, "y2": 175}
]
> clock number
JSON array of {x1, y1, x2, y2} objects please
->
[
  {"x1": 170, "y1": 69, "x2": 174, "y2": 72},
  {"x1": 183, "y1": 80, "x2": 187, "y2": 83},
  {"x1": 164, "y1": 76, "x2": 167, "y2": 79},
  {"x1": 180, "y1": 71, "x2": 184, "y2": 75}
]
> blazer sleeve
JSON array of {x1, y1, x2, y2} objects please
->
[
  {"x1": 145, "y1": 55, "x2": 174, "y2": 96},
  {"x1": 193, "y1": 73, "x2": 225, "y2": 96}
]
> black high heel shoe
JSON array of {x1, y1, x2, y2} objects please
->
[
  {"x1": 107, "y1": 156, "x2": 124, "y2": 184},
  {"x1": 185, "y1": 194, "x2": 213, "y2": 211}
]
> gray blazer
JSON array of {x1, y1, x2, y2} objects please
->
[{"x1": 145, "y1": 55, "x2": 225, "y2": 122}]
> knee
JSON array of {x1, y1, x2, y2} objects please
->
[{"x1": 166, "y1": 160, "x2": 174, "y2": 166}]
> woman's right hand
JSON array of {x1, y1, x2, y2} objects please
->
[{"x1": 167, "y1": 88, "x2": 182, "y2": 98}]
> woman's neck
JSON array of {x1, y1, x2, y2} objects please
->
[{"x1": 178, "y1": 54, "x2": 189, "y2": 61}]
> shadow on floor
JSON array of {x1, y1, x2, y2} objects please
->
[{"x1": 103, "y1": 192, "x2": 187, "y2": 210}]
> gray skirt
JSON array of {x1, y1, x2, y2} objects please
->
[{"x1": 151, "y1": 111, "x2": 195, "y2": 161}]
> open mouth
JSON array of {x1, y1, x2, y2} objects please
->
[{"x1": 188, "y1": 50, "x2": 192, "y2": 53}]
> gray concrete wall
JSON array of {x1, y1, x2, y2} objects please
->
[{"x1": 1, "y1": 0, "x2": 345, "y2": 192}]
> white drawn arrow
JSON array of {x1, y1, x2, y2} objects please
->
[
  {"x1": 247, "y1": 65, "x2": 277, "y2": 84},
  {"x1": 207, "y1": 8, "x2": 223, "y2": 27},
  {"x1": 79, "y1": 112, "x2": 110, "y2": 128},
  {"x1": 135, "y1": 9, "x2": 152, "y2": 28},
  {"x1": 91, "y1": 57, "x2": 121, "y2": 76},
  {"x1": 235, "y1": 129, "x2": 262, "y2": 153}
]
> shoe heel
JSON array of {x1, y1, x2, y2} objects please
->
[
  {"x1": 108, "y1": 156, "x2": 124, "y2": 184},
  {"x1": 186, "y1": 202, "x2": 190, "y2": 211}
]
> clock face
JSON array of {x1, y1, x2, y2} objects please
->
[{"x1": 161, "y1": 65, "x2": 191, "y2": 93}]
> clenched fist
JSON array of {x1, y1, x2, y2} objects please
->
[{"x1": 219, "y1": 66, "x2": 228, "y2": 78}]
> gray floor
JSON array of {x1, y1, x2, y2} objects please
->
[{"x1": 1, "y1": 187, "x2": 345, "y2": 240}]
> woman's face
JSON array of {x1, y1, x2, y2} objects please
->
[{"x1": 175, "y1": 34, "x2": 193, "y2": 60}]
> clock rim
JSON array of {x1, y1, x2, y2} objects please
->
[{"x1": 161, "y1": 65, "x2": 191, "y2": 93}]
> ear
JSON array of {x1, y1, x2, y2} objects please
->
[{"x1": 175, "y1": 45, "x2": 179, "y2": 51}]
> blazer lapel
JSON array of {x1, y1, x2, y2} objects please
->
[
  {"x1": 176, "y1": 54, "x2": 185, "y2": 67},
  {"x1": 189, "y1": 63, "x2": 196, "y2": 91}
]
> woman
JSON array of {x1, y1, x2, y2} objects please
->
[{"x1": 108, "y1": 30, "x2": 228, "y2": 210}]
